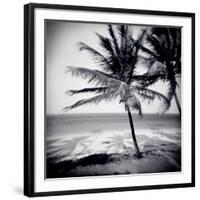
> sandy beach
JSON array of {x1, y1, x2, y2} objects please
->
[{"x1": 46, "y1": 113, "x2": 181, "y2": 178}]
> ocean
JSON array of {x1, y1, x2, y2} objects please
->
[{"x1": 47, "y1": 113, "x2": 180, "y2": 137}]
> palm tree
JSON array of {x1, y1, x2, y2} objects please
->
[
  {"x1": 64, "y1": 25, "x2": 170, "y2": 158},
  {"x1": 137, "y1": 27, "x2": 181, "y2": 115}
]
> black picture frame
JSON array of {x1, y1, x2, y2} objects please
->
[{"x1": 24, "y1": 3, "x2": 195, "y2": 197}]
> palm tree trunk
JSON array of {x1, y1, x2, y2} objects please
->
[
  {"x1": 125, "y1": 104, "x2": 142, "y2": 158},
  {"x1": 174, "y1": 92, "x2": 181, "y2": 116}
]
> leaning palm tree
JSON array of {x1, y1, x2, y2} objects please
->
[
  {"x1": 137, "y1": 27, "x2": 181, "y2": 115},
  {"x1": 64, "y1": 25, "x2": 170, "y2": 158}
]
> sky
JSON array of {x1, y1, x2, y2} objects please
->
[{"x1": 46, "y1": 20, "x2": 181, "y2": 115}]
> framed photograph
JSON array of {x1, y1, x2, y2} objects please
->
[{"x1": 24, "y1": 3, "x2": 195, "y2": 197}]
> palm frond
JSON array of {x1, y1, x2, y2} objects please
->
[
  {"x1": 134, "y1": 73, "x2": 167, "y2": 86},
  {"x1": 167, "y1": 79, "x2": 177, "y2": 102},
  {"x1": 133, "y1": 86, "x2": 170, "y2": 113},
  {"x1": 66, "y1": 87, "x2": 108, "y2": 95},
  {"x1": 145, "y1": 27, "x2": 181, "y2": 65},
  {"x1": 64, "y1": 90, "x2": 118, "y2": 111},
  {"x1": 117, "y1": 25, "x2": 126, "y2": 37},
  {"x1": 95, "y1": 31, "x2": 122, "y2": 74},
  {"x1": 108, "y1": 25, "x2": 120, "y2": 55},
  {"x1": 138, "y1": 44, "x2": 160, "y2": 60},
  {"x1": 167, "y1": 29, "x2": 174, "y2": 51},
  {"x1": 117, "y1": 25, "x2": 126, "y2": 48},
  {"x1": 133, "y1": 61, "x2": 168, "y2": 86},
  {"x1": 146, "y1": 33, "x2": 162, "y2": 55},
  {"x1": 78, "y1": 42, "x2": 110, "y2": 66},
  {"x1": 66, "y1": 66, "x2": 121, "y2": 86},
  {"x1": 96, "y1": 33, "x2": 114, "y2": 55}
]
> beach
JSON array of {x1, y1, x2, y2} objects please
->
[{"x1": 46, "y1": 113, "x2": 181, "y2": 178}]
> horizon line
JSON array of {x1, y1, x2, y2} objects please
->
[{"x1": 47, "y1": 112, "x2": 179, "y2": 116}]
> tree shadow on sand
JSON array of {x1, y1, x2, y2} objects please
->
[{"x1": 46, "y1": 132, "x2": 181, "y2": 178}]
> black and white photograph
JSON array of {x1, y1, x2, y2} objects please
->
[
  {"x1": 46, "y1": 21, "x2": 182, "y2": 179},
  {"x1": 23, "y1": 3, "x2": 195, "y2": 196}
]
